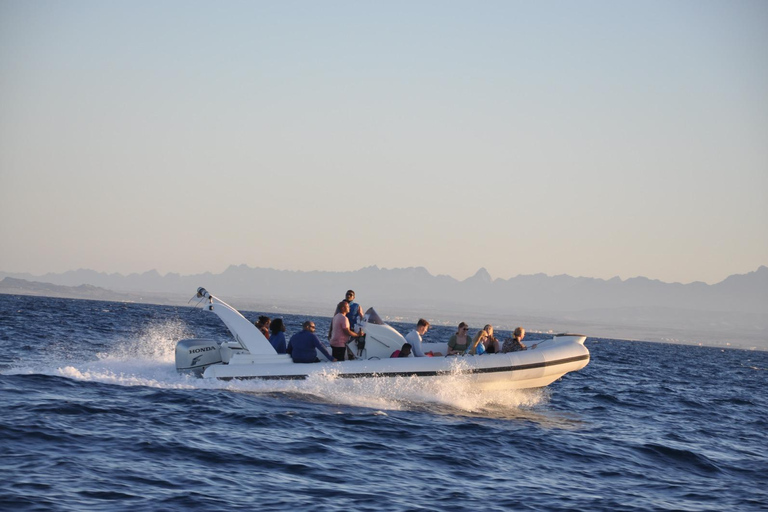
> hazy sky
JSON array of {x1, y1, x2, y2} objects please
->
[{"x1": 1, "y1": 0, "x2": 766, "y2": 284}]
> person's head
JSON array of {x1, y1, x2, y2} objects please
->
[
  {"x1": 257, "y1": 315, "x2": 270, "y2": 327},
  {"x1": 457, "y1": 322, "x2": 469, "y2": 335},
  {"x1": 513, "y1": 327, "x2": 525, "y2": 339},
  {"x1": 417, "y1": 318, "x2": 430, "y2": 334},
  {"x1": 345, "y1": 290, "x2": 356, "y2": 301},
  {"x1": 302, "y1": 320, "x2": 316, "y2": 332},
  {"x1": 338, "y1": 301, "x2": 350, "y2": 314},
  {"x1": 270, "y1": 318, "x2": 285, "y2": 334},
  {"x1": 399, "y1": 343, "x2": 412, "y2": 357},
  {"x1": 484, "y1": 324, "x2": 493, "y2": 336}
]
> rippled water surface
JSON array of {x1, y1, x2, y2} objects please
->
[{"x1": 1, "y1": 295, "x2": 766, "y2": 511}]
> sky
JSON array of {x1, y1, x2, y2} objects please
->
[{"x1": 1, "y1": 0, "x2": 766, "y2": 285}]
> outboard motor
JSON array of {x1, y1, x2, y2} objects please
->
[{"x1": 176, "y1": 339, "x2": 222, "y2": 377}]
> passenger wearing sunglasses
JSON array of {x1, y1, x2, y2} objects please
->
[
  {"x1": 287, "y1": 321, "x2": 336, "y2": 363},
  {"x1": 343, "y1": 290, "x2": 363, "y2": 330},
  {"x1": 447, "y1": 322, "x2": 472, "y2": 355}
]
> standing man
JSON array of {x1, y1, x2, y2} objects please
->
[
  {"x1": 405, "y1": 318, "x2": 434, "y2": 357},
  {"x1": 330, "y1": 301, "x2": 365, "y2": 361},
  {"x1": 344, "y1": 290, "x2": 363, "y2": 330},
  {"x1": 328, "y1": 289, "x2": 364, "y2": 339}
]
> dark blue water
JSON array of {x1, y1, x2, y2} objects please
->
[{"x1": 1, "y1": 294, "x2": 766, "y2": 511}]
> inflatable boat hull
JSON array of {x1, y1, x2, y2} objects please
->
[{"x1": 177, "y1": 288, "x2": 590, "y2": 390}]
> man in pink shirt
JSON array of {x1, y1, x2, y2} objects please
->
[{"x1": 330, "y1": 301, "x2": 365, "y2": 361}]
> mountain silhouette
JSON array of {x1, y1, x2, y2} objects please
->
[{"x1": 1, "y1": 265, "x2": 766, "y2": 349}]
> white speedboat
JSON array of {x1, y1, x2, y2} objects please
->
[{"x1": 176, "y1": 288, "x2": 590, "y2": 390}]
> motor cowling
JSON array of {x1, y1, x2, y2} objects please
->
[{"x1": 176, "y1": 339, "x2": 223, "y2": 376}]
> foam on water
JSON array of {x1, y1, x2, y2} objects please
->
[
  {"x1": 103, "y1": 317, "x2": 192, "y2": 363},
  {"x1": 6, "y1": 318, "x2": 192, "y2": 386}
]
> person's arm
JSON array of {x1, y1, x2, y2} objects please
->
[
  {"x1": 342, "y1": 317, "x2": 364, "y2": 337},
  {"x1": 313, "y1": 335, "x2": 336, "y2": 362},
  {"x1": 328, "y1": 310, "x2": 338, "y2": 340}
]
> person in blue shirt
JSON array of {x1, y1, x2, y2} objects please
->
[
  {"x1": 287, "y1": 321, "x2": 336, "y2": 363},
  {"x1": 344, "y1": 290, "x2": 363, "y2": 330},
  {"x1": 269, "y1": 318, "x2": 287, "y2": 354}
]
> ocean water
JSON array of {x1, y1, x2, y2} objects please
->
[{"x1": 1, "y1": 294, "x2": 766, "y2": 511}]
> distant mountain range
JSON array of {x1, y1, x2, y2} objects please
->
[
  {"x1": 0, "y1": 277, "x2": 141, "y2": 302},
  {"x1": 1, "y1": 265, "x2": 766, "y2": 349}
]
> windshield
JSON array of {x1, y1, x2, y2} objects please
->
[{"x1": 363, "y1": 307, "x2": 386, "y2": 325}]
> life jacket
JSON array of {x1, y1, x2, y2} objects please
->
[
  {"x1": 390, "y1": 349, "x2": 400, "y2": 358},
  {"x1": 347, "y1": 301, "x2": 360, "y2": 329}
]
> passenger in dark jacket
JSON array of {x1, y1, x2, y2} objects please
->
[
  {"x1": 269, "y1": 318, "x2": 287, "y2": 354},
  {"x1": 287, "y1": 321, "x2": 336, "y2": 363}
]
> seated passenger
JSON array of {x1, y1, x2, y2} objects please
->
[
  {"x1": 447, "y1": 322, "x2": 471, "y2": 355},
  {"x1": 287, "y1": 321, "x2": 336, "y2": 363},
  {"x1": 483, "y1": 325, "x2": 500, "y2": 354},
  {"x1": 269, "y1": 318, "x2": 287, "y2": 354},
  {"x1": 501, "y1": 327, "x2": 527, "y2": 353},
  {"x1": 405, "y1": 318, "x2": 442, "y2": 357},
  {"x1": 469, "y1": 324, "x2": 495, "y2": 355},
  {"x1": 391, "y1": 343, "x2": 412, "y2": 358},
  {"x1": 255, "y1": 315, "x2": 271, "y2": 339}
]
